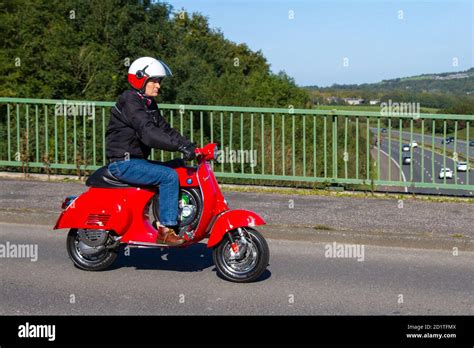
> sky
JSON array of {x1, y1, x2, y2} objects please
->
[{"x1": 164, "y1": 0, "x2": 473, "y2": 87}]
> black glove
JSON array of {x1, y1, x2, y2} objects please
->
[{"x1": 178, "y1": 143, "x2": 197, "y2": 161}]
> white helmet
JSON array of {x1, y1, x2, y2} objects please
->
[{"x1": 127, "y1": 57, "x2": 173, "y2": 91}]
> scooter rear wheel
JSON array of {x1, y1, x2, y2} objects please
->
[
  {"x1": 66, "y1": 228, "x2": 118, "y2": 271},
  {"x1": 213, "y1": 228, "x2": 269, "y2": 283}
]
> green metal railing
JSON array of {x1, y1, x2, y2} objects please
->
[{"x1": 0, "y1": 97, "x2": 473, "y2": 193}]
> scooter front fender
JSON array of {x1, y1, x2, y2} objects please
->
[{"x1": 207, "y1": 210, "x2": 266, "y2": 248}]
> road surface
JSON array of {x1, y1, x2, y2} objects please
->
[{"x1": 0, "y1": 222, "x2": 473, "y2": 315}]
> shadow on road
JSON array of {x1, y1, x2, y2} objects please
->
[
  {"x1": 214, "y1": 268, "x2": 272, "y2": 283},
  {"x1": 108, "y1": 242, "x2": 272, "y2": 282},
  {"x1": 111, "y1": 243, "x2": 214, "y2": 272}
]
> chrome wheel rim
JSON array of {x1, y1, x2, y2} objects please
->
[
  {"x1": 74, "y1": 230, "x2": 107, "y2": 262},
  {"x1": 220, "y1": 232, "x2": 258, "y2": 275}
]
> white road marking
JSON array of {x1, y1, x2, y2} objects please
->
[{"x1": 378, "y1": 147, "x2": 407, "y2": 193}]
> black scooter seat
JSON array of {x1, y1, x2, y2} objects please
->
[{"x1": 85, "y1": 166, "x2": 156, "y2": 188}]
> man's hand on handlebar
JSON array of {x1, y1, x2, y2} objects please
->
[{"x1": 178, "y1": 143, "x2": 197, "y2": 161}]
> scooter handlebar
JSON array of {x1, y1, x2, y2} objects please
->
[{"x1": 194, "y1": 143, "x2": 218, "y2": 162}]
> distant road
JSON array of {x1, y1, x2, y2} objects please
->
[
  {"x1": 370, "y1": 128, "x2": 474, "y2": 196},
  {"x1": 394, "y1": 129, "x2": 473, "y2": 160}
]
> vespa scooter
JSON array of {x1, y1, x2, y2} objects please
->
[{"x1": 54, "y1": 143, "x2": 270, "y2": 282}]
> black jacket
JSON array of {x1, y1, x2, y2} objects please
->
[{"x1": 105, "y1": 89, "x2": 192, "y2": 160}]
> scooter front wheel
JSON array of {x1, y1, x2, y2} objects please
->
[
  {"x1": 66, "y1": 228, "x2": 118, "y2": 271},
  {"x1": 213, "y1": 228, "x2": 269, "y2": 283}
]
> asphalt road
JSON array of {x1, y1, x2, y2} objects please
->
[
  {"x1": 1, "y1": 222, "x2": 473, "y2": 315},
  {"x1": 1, "y1": 178, "x2": 473, "y2": 250},
  {"x1": 371, "y1": 128, "x2": 474, "y2": 196},
  {"x1": 396, "y1": 129, "x2": 474, "y2": 161},
  {"x1": 378, "y1": 139, "x2": 474, "y2": 195}
]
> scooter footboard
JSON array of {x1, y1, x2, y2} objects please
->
[{"x1": 207, "y1": 210, "x2": 265, "y2": 248}]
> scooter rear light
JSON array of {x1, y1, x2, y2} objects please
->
[{"x1": 61, "y1": 195, "x2": 77, "y2": 210}]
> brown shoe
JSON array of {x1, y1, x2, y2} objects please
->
[{"x1": 156, "y1": 225, "x2": 185, "y2": 246}]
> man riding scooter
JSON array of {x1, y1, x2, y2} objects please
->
[
  {"x1": 55, "y1": 57, "x2": 270, "y2": 281},
  {"x1": 105, "y1": 57, "x2": 195, "y2": 246}
]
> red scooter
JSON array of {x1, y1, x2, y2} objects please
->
[{"x1": 54, "y1": 143, "x2": 270, "y2": 282}]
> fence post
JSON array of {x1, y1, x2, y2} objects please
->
[{"x1": 332, "y1": 113, "x2": 338, "y2": 179}]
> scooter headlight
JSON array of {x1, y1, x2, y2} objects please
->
[{"x1": 213, "y1": 146, "x2": 219, "y2": 160}]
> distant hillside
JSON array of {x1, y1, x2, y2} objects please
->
[
  {"x1": 304, "y1": 68, "x2": 474, "y2": 114},
  {"x1": 305, "y1": 68, "x2": 474, "y2": 95}
]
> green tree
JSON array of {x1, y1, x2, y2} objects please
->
[{"x1": 0, "y1": 0, "x2": 310, "y2": 107}]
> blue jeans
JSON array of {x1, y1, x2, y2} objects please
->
[{"x1": 108, "y1": 158, "x2": 182, "y2": 226}]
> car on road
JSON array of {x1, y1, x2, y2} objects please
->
[
  {"x1": 381, "y1": 128, "x2": 387, "y2": 133},
  {"x1": 438, "y1": 168, "x2": 453, "y2": 179},
  {"x1": 457, "y1": 162, "x2": 469, "y2": 172},
  {"x1": 402, "y1": 144, "x2": 410, "y2": 152},
  {"x1": 470, "y1": 140, "x2": 474, "y2": 147},
  {"x1": 402, "y1": 156, "x2": 411, "y2": 165},
  {"x1": 441, "y1": 137, "x2": 454, "y2": 144},
  {"x1": 409, "y1": 141, "x2": 418, "y2": 148}
]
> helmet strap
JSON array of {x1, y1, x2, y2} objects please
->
[{"x1": 136, "y1": 90, "x2": 153, "y2": 106}]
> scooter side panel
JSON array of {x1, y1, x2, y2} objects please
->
[
  {"x1": 54, "y1": 188, "x2": 132, "y2": 234},
  {"x1": 206, "y1": 210, "x2": 266, "y2": 248}
]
